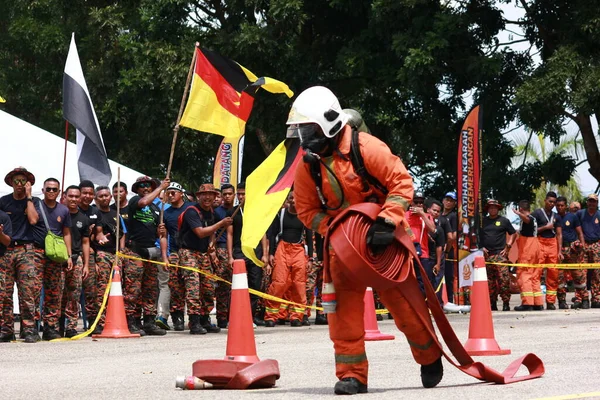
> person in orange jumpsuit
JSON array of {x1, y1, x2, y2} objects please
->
[
  {"x1": 290, "y1": 86, "x2": 443, "y2": 395},
  {"x1": 531, "y1": 192, "x2": 561, "y2": 310},
  {"x1": 264, "y1": 191, "x2": 313, "y2": 327},
  {"x1": 513, "y1": 200, "x2": 543, "y2": 311}
]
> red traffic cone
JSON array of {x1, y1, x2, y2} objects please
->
[
  {"x1": 364, "y1": 287, "x2": 395, "y2": 341},
  {"x1": 190, "y1": 259, "x2": 280, "y2": 389},
  {"x1": 92, "y1": 265, "x2": 140, "y2": 339},
  {"x1": 463, "y1": 256, "x2": 511, "y2": 356}
]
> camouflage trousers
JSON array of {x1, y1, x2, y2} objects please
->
[
  {"x1": 256, "y1": 263, "x2": 273, "y2": 319},
  {"x1": 558, "y1": 244, "x2": 587, "y2": 302},
  {"x1": 178, "y1": 248, "x2": 214, "y2": 316},
  {"x1": 95, "y1": 251, "x2": 117, "y2": 325},
  {"x1": 37, "y1": 248, "x2": 66, "y2": 331},
  {"x1": 167, "y1": 253, "x2": 185, "y2": 313},
  {"x1": 214, "y1": 247, "x2": 232, "y2": 321},
  {"x1": 305, "y1": 261, "x2": 324, "y2": 316},
  {"x1": 61, "y1": 255, "x2": 83, "y2": 330},
  {"x1": 0, "y1": 245, "x2": 43, "y2": 334},
  {"x1": 583, "y1": 241, "x2": 600, "y2": 302},
  {"x1": 81, "y1": 248, "x2": 97, "y2": 318},
  {"x1": 123, "y1": 249, "x2": 159, "y2": 318},
  {"x1": 485, "y1": 252, "x2": 511, "y2": 303}
]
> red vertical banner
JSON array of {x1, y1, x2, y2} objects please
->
[{"x1": 456, "y1": 105, "x2": 482, "y2": 303}]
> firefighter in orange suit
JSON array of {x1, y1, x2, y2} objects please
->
[
  {"x1": 264, "y1": 191, "x2": 313, "y2": 327},
  {"x1": 530, "y1": 192, "x2": 561, "y2": 310},
  {"x1": 513, "y1": 200, "x2": 543, "y2": 311},
  {"x1": 290, "y1": 86, "x2": 443, "y2": 395}
]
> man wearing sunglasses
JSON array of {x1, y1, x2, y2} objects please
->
[
  {"x1": 31, "y1": 178, "x2": 73, "y2": 340},
  {"x1": 162, "y1": 182, "x2": 193, "y2": 331},
  {"x1": 0, "y1": 167, "x2": 41, "y2": 343},
  {"x1": 123, "y1": 175, "x2": 169, "y2": 336}
]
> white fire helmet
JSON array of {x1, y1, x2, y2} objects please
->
[{"x1": 286, "y1": 86, "x2": 349, "y2": 139}]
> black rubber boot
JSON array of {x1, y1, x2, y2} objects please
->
[
  {"x1": 546, "y1": 303, "x2": 556, "y2": 310},
  {"x1": 264, "y1": 320, "x2": 275, "y2": 327},
  {"x1": 302, "y1": 315, "x2": 311, "y2": 326},
  {"x1": 127, "y1": 316, "x2": 145, "y2": 336},
  {"x1": 200, "y1": 316, "x2": 221, "y2": 333},
  {"x1": 42, "y1": 326, "x2": 62, "y2": 341},
  {"x1": 189, "y1": 315, "x2": 207, "y2": 335},
  {"x1": 58, "y1": 316, "x2": 66, "y2": 337},
  {"x1": 65, "y1": 329, "x2": 78, "y2": 338},
  {"x1": 421, "y1": 357, "x2": 443, "y2": 388},
  {"x1": 0, "y1": 332, "x2": 16, "y2": 342},
  {"x1": 171, "y1": 311, "x2": 185, "y2": 331},
  {"x1": 315, "y1": 314, "x2": 328, "y2": 325},
  {"x1": 514, "y1": 304, "x2": 533, "y2": 311},
  {"x1": 558, "y1": 301, "x2": 568, "y2": 309},
  {"x1": 583, "y1": 299, "x2": 591, "y2": 309},
  {"x1": 334, "y1": 377, "x2": 368, "y2": 395},
  {"x1": 23, "y1": 328, "x2": 40, "y2": 343},
  {"x1": 143, "y1": 315, "x2": 167, "y2": 336},
  {"x1": 290, "y1": 319, "x2": 302, "y2": 327},
  {"x1": 502, "y1": 302, "x2": 510, "y2": 311},
  {"x1": 491, "y1": 301, "x2": 498, "y2": 311},
  {"x1": 591, "y1": 301, "x2": 600, "y2": 308}
]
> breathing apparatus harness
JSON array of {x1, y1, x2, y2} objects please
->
[{"x1": 304, "y1": 127, "x2": 389, "y2": 211}]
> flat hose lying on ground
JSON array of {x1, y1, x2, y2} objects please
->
[{"x1": 323, "y1": 202, "x2": 545, "y2": 384}]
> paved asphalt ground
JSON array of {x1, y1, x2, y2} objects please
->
[{"x1": 1, "y1": 299, "x2": 600, "y2": 400}]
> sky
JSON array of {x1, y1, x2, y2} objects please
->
[{"x1": 495, "y1": 2, "x2": 599, "y2": 195}]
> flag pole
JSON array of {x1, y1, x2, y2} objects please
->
[
  {"x1": 160, "y1": 42, "x2": 199, "y2": 223},
  {"x1": 61, "y1": 121, "x2": 69, "y2": 195}
]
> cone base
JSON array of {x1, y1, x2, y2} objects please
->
[
  {"x1": 365, "y1": 330, "x2": 395, "y2": 341},
  {"x1": 464, "y1": 338, "x2": 511, "y2": 356},
  {"x1": 92, "y1": 332, "x2": 141, "y2": 339},
  {"x1": 224, "y1": 355, "x2": 260, "y2": 363},
  {"x1": 192, "y1": 359, "x2": 280, "y2": 389}
]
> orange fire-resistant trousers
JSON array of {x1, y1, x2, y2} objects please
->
[
  {"x1": 517, "y1": 236, "x2": 543, "y2": 306},
  {"x1": 328, "y1": 249, "x2": 441, "y2": 385},
  {"x1": 264, "y1": 241, "x2": 307, "y2": 322},
  {"x1": 538, "y1": 237, "x2": 559, "y2": 304}
]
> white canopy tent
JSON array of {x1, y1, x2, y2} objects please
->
[{"x1": 0, "y1": 110, "x2": 145, "y2": 197}]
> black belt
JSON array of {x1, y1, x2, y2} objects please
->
[
  {"x1": 10, "y1": 240, "x2": 32, "y2": 247},
  {"x1": 216, "y1": 243, "x2": 227, "y2": 249},
  {"x1": 585, "y1": 240, "x2": 599, "y2": 244}
]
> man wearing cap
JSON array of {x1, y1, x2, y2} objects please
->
[
  {"x1": 480, "y1": 199, "x2": 516, "y2": 311},
  {"x1": 555, "y1": 196, "x2": 587, "y2": 309},
  {"x1": 531, "y1": 191, "x2": 561, "y2": 310},
  {"x1": 213, "y1": 183, "x2": 236, "y2": 328},
  {"x1": 0, "y1": 167, "x2": 41, "y2": 342},
  {"x1": 576, "y1": 193, "x2": 600, "y2": 308},
  {"x1": 178, "y1": 184, "x2": 232, "y2": 334},
  {"x1": 123, "y1": 175, "x2": 169, "y2": 336},
  {"x1": 31, "y1": 178, "x2": 73, "y2": 340},
  {"x1": 163, "y1": 182, "x2": 193, "y2": 331},
  {"x1": 440, "y1": 192, "x2": 458, "y2": 305}
]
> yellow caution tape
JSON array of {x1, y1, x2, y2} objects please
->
[{"x1": 446, "y1": 259, "x2": 600, "y2": 269}]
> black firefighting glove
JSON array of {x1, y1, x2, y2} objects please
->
[{"x1": 366, "y1": 217, "x2": 396, "y2": 254}]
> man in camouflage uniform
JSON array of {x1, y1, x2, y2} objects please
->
[
  {"x1": 576, "y1": 194, "x2": 600, "y2": 308},
  {"x1": 31, "y1": 178, "x2": 73, "y2": 341},
  {"x1": 60, "y1": 185, "x2": 90, "y2": 337},
  {"x1": 0, "y1": 168, "x2": 41, "y2": 343},
  {"x1": 178, "y1": 184, "x2": 232, "y2": 334},
  {"x1": 0, "y1": 207, "x2": 13, "y2": 341}
]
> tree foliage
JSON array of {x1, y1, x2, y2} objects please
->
[{"x1": 0, "y1": 0, "x2": 595, "y2": 202}]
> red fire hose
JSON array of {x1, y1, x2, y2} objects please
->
[{"x1": 323, "y1": 203, "x2": 545, "y2": 384}]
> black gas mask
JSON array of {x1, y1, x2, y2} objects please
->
[{"x1": 290, "y1": 123, "x2": 333, "y2": 162}]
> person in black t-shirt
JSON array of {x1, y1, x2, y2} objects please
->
[
  {"x1": 263, "y1": 191, "x2": 313, "y2": 327},
  {"x1": 513, "y1": 200, "x2": 543, "y2": 311},
  {"x1": 441, "y1": 192, "x2": 458, "y2": 304},
  {"x1": 178, "y1": 184, "x2": 232, "y2": 335},
  {"x1": 122, "y1": 176, "x2": 169, "y2": 336},
  {"x1": 427, "y1": 200, "x2": 446, "y2": 305},
  {"x1": 480, "y1": 199, "x2": 516, "y2": 311},
  {"x1": 61, "y1": 185, "x2": 90, "y2": 337},
  {"x1": 226, "y1": 182, "x2": 270, "y2": 326},
  {"x1": 0, "y1": 167, "x2": 40, "y2": 343}
]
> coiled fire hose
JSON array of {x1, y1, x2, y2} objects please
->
[{"x1": 323, "y1": 203, "x2": 545, "y2": 384}]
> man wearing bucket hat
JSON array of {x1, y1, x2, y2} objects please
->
[
  {"x1": 0, "y1": 167, "x2": 41, "y2": 343},
  {"x1": 480, "y1": 199, "x2": 516, "y2": 311},
  {"x1": 123, "y1": 175, "x2": 170, "y2": 336},
  {"x1": 178, "y1": 183, "x2": 232, "y2": 334}
]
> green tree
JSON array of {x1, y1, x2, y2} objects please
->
[{"x1": 512, "y1": 131, "x2": 583, "y2": 207}]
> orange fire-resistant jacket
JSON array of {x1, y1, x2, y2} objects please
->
[{"x1": 294, "y1": 125, "x2": 413, "y2": 236}]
